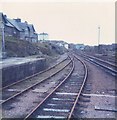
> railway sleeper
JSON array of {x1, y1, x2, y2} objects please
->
[{"x1": 79, "y1": 96, "x2": 90, "y2": 103}]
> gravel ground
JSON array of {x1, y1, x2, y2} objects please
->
[
  {"x1": 45, "y1": 53, "x2": 68, "y2": 68},
  {"x1": 2, "y1": 53, "x2": 68, "y2": 118},
  {"x1": 74, "y1": 55, "x2": 116, "y2": 118},
  {"x1": 2, "y1": 53, "x2": 116, "y2": 118},
  {"x1": 23, "y1": 56, "x2": 85, "y2": 118},
  {"x1": 2, "y1": 61, "x2": 72, "y2": 118},
  {"x1": 83, "y1": 52, "x2": 116, "y2": 64},
  {"x1": 1, "y1": 53, "x2": 68, "y2": 99}
]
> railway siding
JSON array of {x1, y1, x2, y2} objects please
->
[
  {"x1": 73, "y1": 54, "x2": 116, "y2": 119},
  {"x1": 77, "y1": 53, "x2": 117, "y2": 76}
]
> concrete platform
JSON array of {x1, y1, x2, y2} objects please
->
[
  {"x1": 1, "y1": 57, "x2": 46, "y2": 87},
  {"x1": 0, "y1": 57, "x2": 44, "y2": 69}
]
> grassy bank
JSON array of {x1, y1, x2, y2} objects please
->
[{"x1": 0, "y1": 35, "x2": 66, "y2": 57}]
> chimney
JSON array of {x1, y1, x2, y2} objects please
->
[
  {"x1": 4, "y1": 15, "x2": 7, "y2": 18},
  {"x1": 25, "y1": 21, "x2": 28, "y2": 24},
  {"x1": 14, "y1": 18, "x2": 21, "y2": 22}
]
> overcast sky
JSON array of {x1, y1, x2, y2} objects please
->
[{"x1": 0, "y1": 0, "x2": 115, "y2": 45}]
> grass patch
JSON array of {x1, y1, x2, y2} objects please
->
[{"x1": 0, "y1": 35, "x2": 66, "y2": 57}]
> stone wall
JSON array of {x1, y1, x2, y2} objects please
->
[{"x1": 2, "y1": 58, "x2": 46, "y2": 87}]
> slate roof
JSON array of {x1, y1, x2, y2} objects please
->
[
  {"x1": 5, "y1": 21, "x2": 14, "y2": 27},
  {"x1": 1, "y1": 12, "x2": 38, "y2": 40},
  {"x1": 28, "y1": 24, "x2": 35, "y2": 32},
  {"x1": 39, "y1": 32, "x2": 48, "y2": 35},
  {"x1": 0, "y1": 12, "x2": 3, "y2": 22},
  {"x1": 6, "y1": 18, "x2": 22, "y2": 31},
  {"x1": 0, "y1": 12, "x2": 14, "y2": 28},
  {"x1": 18, "y1": 22, "x2": 29, "y2": 31},
  {"x1": 0, "y1": 12, "x2": 7, "y2": 23}
]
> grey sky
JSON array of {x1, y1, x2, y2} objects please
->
[{"x1": 1, "y1": 0, "x2": 115, "y2": 45}]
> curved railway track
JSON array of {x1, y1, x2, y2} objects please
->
[
  {"x1": 1, "y1": 56, "x2": 69, "y2": 90},
  {"x1": 24, "y1": 55, "x2": 88, "y2": 119},
  {"x1": 1, "y1": 56, "x2": 72, "y2": 105},
  {"x1": 76, "y1": 53, "x2": 117, "y2": 76},
  {"x1": 85, "y1": 53, "x2": 116, "y2": 65}
]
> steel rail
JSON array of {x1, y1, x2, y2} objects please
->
[
  {"x1": 87, "y1": 58, "x2": 117, "y2": 75},
  {"x1": 78, "y1": 53, "x2": 117, "y2": 68},
  {"x1": 1, "y1": 57, "x2": 72, "y2": 105},
  {"x1": 77, "y1": 53, "x2": 117, "y2": 76},
  {"x1": 68, "y1": 55, "x2": 88, "y2": 119},
  {"x1": 1, "y1": 56, "x2": 69, "y2": 90},
  {"x1": 84, "y1": 54, "x2": 117, "y2": 68},
  {"x1": 24, "y1": 57, "x2": 75, "y2": 119}
]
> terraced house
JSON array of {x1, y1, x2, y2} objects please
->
[{"x1": 0, "y1": 12, "x2": 38, "y2": 42}]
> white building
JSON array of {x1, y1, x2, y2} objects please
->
[{"x1": 39, "y1": 32, "x2": 49, "y2": 40}]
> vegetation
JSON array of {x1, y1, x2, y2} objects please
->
[
  {"x1": 0, "y1": 35, "x2": 66, "y2": 57},
  {"x1": 36, "y1": 42, "x2": 65, "y2": 56}
]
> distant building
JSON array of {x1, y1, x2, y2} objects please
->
[
  {"x1": 75, "y1": 44, "x2": 85, "y2": 50},
  {"x1": 0, "y1": 12, "x2": 38, "y2": 42},
  {"x1": 39, "y1": 32, "x2": 49, "y2": 40},
  {"x1": 64, "y1": 44, "x2": 69, "y2": 49},
  {"x1": 0, "y1": 13, "x2": 15, "y2": 37},
  {"x1": 68, "y1": 43, "x2": 76, "y2": 50},
  {"x1": 6, "y1": 18, "x2": 22, "y2": 38},
  {"x1": 48, "y1": 40, "x2": 68, "y2": 49}
]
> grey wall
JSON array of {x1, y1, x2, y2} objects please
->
[{"x1": 2, "y1": 58, "x2": 46, "y2": 87}]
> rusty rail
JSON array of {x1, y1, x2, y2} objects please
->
[
  {"x1": 1, "y1": 56, "x2": 69, "y2": 90},
  {"x1": 24, "y1": 57, "x2": 75, "y2": 119},
  {"x1": 1, "y1": 56, "x2": 72, "y2": 104},
  {"x1": 68, "y1": 54, "x2": 88, "y2": 119}
]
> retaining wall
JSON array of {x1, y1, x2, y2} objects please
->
[{"x1": 2, "y1": 58, "x2": 46, "y2": 87}]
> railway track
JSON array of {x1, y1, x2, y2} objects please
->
[
  {"x1": 76, "y1": 53, "x2": 117, "y2": 76},
  {"x1": 1, "y1": 56, "x2": 72, "y2": 105},
  {"x1": 93, "y1": 56, "x2": 116, "y2": 65},
  {"x1": 23, "y1": 55, "x2": 88, "y2": 119},
  {"x1": 86, "y1": 54, "x2": 116, "y2": 65},
  {"x1": 1, "y1": 56, "x2": 69, "y2": 90},
  {"x1": 73, "y1": 53, "x2": 117, "y2": 118}
]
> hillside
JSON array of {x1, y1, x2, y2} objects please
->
[
  {"x1": 0, "y1": 36, "x2": 67, "y2": 58},
  {"x1": 35, "y1": 42, "x2": 66, "y2": 56}
]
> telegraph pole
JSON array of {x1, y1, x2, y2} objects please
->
[
  {"x1": 0, "y1": 21, "x2": 6, "y2": 58},
  {"x1": 2, "y1": 23, "x2": 5, "y2": 52},
  {"x1": 98, "y1": 26, "x2": 100, "y2": 53}
]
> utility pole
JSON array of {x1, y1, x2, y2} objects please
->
[
  {"x1": 98, "y1": 26, "x2": 100, "y2": 53},
  {"x1": 2, "y1": 23, "x2": 5, "y2": 52},
  {"x1": 0, "y1": 21, "x2": 6, "y2": 58}
]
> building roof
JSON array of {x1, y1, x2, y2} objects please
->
[
  {"x1": 0, "y1": 12, "x2": 14, "y2": 28},
  {"x1": 5, "y1": 22, "x2": 14, "y2": 27},
  {"x1": 28, "y1": 24, "x2": 35, "y2": 32},
  {"x1": 39, "y1": 32, "x2": 48, "y2": 35},
  {"x1": 18, "y1": 22, "x2": 29, "y2": 31},
  {"x1": 0, "y1": 12, "x2": 7, "y2": 24},
  {"x1": 6, "y1": 18, "x2": 22, "y2": 31},
  {"x1": 1, "y1": 12, "x2": 38, "y2": 36}
]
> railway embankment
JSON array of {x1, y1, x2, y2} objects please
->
[
  {"x1": 1, "y1": 57, "x2": 46, "y2": 87},
  {"x1": 0, "y1": 35, "x2": 68, "y2": 87}
]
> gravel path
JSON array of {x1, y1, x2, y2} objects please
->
[
  {"x1": 74, "y1": 55, "x2": 116, "y2": 118},
  {"x1": 2, "y1": 62, "x2": 72, "y2": 118}
]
